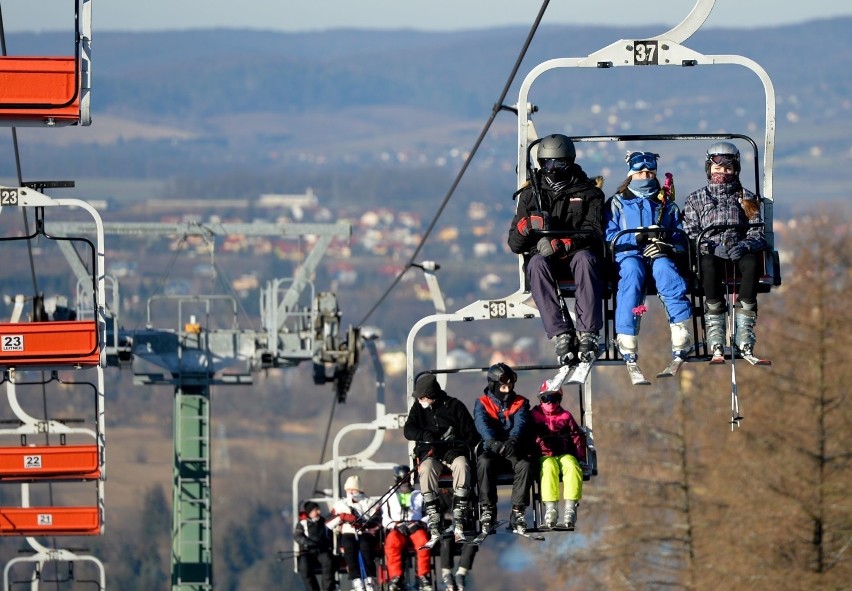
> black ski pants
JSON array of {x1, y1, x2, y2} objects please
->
[{"x1": 476, "y1": 451, "x2": 532, "y2": 508}]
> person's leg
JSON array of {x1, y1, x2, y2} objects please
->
[
  {"x1": 412, "y1": 532, "x2": 432, "y2": 576},
  {"x1": 358, "y1": 533, "x2": 378, "y2": 578},
  {"x1": 539, "y1": 456, "x2": 560, "y2": 527},
  {"x1": 652, "y1": 256, "x2": 694, "y2": 356},
  {"x1": 384, "y1": 529, "x2": 406, "y2": 580},
  {"x1": 317, "y1": 551, "x2": 337, "y2": 591},
  {"x1": 527, "y1": 254, "x2": 574, "y2": 338},
  {"x1": 569, "y1": 249, "x2": 603, "y2": 334},
  {"x1": 339, "y1": 534, "x2": 361, "y2": 583},
  {"x1": 418, "y1": 458, "x2": 441, "y2": 496},
  {"x1": 734, "y1": 252, "x2": 760, "y2": 353},
  {"x1": 557, "y1": 454, "x2": 583, "y2": 501},
  {"x1": 614, "y1": 256, "x2": 646, "y2": 336},
  {"x1": 298, "y1": 555, "x2": 321, "y2": 591},
  {"x1": 701, "y1": 254, "x2": 727, "y2": 354}
]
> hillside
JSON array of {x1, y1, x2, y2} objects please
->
[{"x1": 0, "y1": 19, "x2": 849, "y2": 211}]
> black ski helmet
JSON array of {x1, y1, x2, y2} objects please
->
[
  {"x1": 486, "y1": 362, "x2": 517, "y2": 396},
  {"x1": 393, "y1": 465, "x2": 410, "y2": 483},
  {"x1": 705, "y1": 141, "x2": 740, "y2": 178},
  {"x1": 537, "y1": 134, "x2": 576, "y2": 163}
]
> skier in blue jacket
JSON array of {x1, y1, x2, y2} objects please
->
[{"x1": 604, "y1": 151, "x2": 694, "y2": 371}]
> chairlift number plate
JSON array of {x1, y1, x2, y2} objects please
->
[
  {"x1": 0, "y1": 188, "x2": 19, "y2": 206},
  {"x1": 2, "y1": 335, "x2": 24, "y2": 351},
  {"x1": 633, "y1": 40, "x2": 659, "y2": 65},
  {"x1": 488, "y1": 300, "x2": 508, "y2": 319},
  {"x1": 24, "y1": 455, "x2": 43, "y2": 469}
]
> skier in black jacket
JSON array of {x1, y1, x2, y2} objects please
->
[
  {"x1": 508, "y1": 133, "x2": 605, "y2": 365},
  {"x1": 403, "y1": 373, "x2": 480, "y2": 543},
  {"x1": 294, "y1": 501, "x2": 337, "y2": 591}
]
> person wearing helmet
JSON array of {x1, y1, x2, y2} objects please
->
[
  {"x1": 682, "y1": 142, "x2": 767, "y2": 358},
  {"x1": 530, "y1": 378, "x2": 587, "y2": 529},
  {"x1": 508, "y1": 133, "x2": 605, "y2": 366},
  {"x1": 604, "y1": 151, "x2": 694, "y2": 372},
  {"x1": 403, "y1": 374, "x2": 480, "y2": 545},
  {"x1": 473, "y1": 362, "x2": 533, "y2": 535},
  {"x1": 329, "y1": 475, "x2": 381, "y2": 591},
  {"x1": 380, "y1": 466, "x2": 432, "y2": 591},
  {"x1": 294, "y1": 500, "x2": 336, "y2": 591}
]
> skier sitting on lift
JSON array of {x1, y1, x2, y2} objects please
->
[
  {"x1": 473, "y1": 363, "x2": 534, "y2": 535},
  {"x1": 530, "y1": 379, "x2": 587, "y2": 529},
  {"x1": 507, "y1": 133, "x2": 605, "y2": 366},
  {"x1": 294, "y1": 500, "x2": 337, "y2": 591},
  {"x1": 604, "y1": 151, "x2": 694, "y2": 375},
  {"x1": 329, "y1": 475, "x2": 381, "y2": 591},
  {"x1": 403, "y1": 374, "x2": 480, "y2": 545},
  {"x1": 380, "y1": 466, "x2": 433, "y2": 591},
  {"x1": 682, "y1": 142, "x2": 767, "y2": 359}
]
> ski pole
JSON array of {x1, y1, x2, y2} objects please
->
[{"x1": 724, "y1": 262, "x2": 742, "y2": 429}]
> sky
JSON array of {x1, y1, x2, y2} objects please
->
[{"x1": 2, "y1": 0, "x2": 851, "y2": 33}]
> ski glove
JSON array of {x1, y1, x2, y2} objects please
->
[
  {"x1": 338, "y1": 513, "x2": 357, "y2": 524},
  {"x1": 487, "y1": 440, "x2": 505, "y2": 455},
  {"x1": 421, "y1": 430, "x2": 437, "y2": 443},
  {"x1": 439, "y1": 426, "x2": 455, "y2": 441},
  {"x1": 642, "y1": 239, "x2": 672, "y2": 259},
  {"x1": 727, "y1": 243, "x2": 747, "y2": 261},
  {"x1": 713, "y1": 243, "x2": 729, "y2": 259},
  {"x1": 396, "y1": 522, "x2": 417, "y2": 537},
  {"x1": 501, "y1": 437, "x2": 518, "y2": 458},
  {"x1": 516, "y1": 214, "x2": 546, "y2": 237},
  {"x1": 536, "y1": 237, "x2": 565, "y2": 258}
]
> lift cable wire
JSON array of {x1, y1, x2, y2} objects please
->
[
  {"x1": 356, "y1": 0, "x2": 551, "y2": 327},
  {"x1": 312, "y1": 0, "x2": 552, "y2": 497},
  {"x1": 311, "y1": 391, "x2": 339, "y2": 496}
]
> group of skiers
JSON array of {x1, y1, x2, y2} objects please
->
[
  {"x1": 509, "y1": 135, "x2": 768, "y2": 374},
  {"x1": 295, "y1": 364, "x2": 587, "y2": 591}
]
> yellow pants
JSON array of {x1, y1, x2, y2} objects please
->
[{"x1": 539, "y1": 454, "x2": 583, "y2": 502}]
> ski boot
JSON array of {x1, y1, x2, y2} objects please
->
[
  {"x1": 388, "y1": 577, "x2": 403, "y2": 591},
  {"x1": 554, "y1": 329, "x2": 578, "y2": 365},
  {"x1": 417, "y1": 574, "x2": 434, "y2": 591},
  {"x1": 616, "y1": 333, "x2": 639, "y2": 363},
  {"x1": 351, "y1": 579, "x2": 366, "y2": 591},
  {"x1": 734, "y1": 299, "x2": 758, "y2": 356},
  {"x1": 577, "y1": 331, "x2": 599, "y2": 363},
  {"x1": 441, "y1": 571, "x2": 457, "y2": 591},
  {"x1": 670, "y1": 320, "x2": 694, "y2": 359},
  {"x1": 363, "y1": 577, "x2": 376, "y2": 591},
  {"x1": 454, "y1": 572, "x2": 467, "y2": 591},
  {"x1": 562, "y1": 499, "x2": 578, "y2": 528},
  {"x1": 451, "y1": 488, "x2": 469, "y2": 541},
  {"x1": 704, "y1": 299, "x2": 726, "y2": 357},
  {"x1": 479, "y1": 504, "x2": 495, "y2": 535},
  {"x1": 424, "y1": 493, "x2": 442, "y2": 540},
  {"x1": 543, "y1": 501, "x2": 558, "y2": 528},
  {"x1": 509, "y1": 505, "x2": 527, "y2": 534}
]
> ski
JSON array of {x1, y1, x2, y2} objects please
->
[
  {"x1": 418, "y1": 534, "x2": 442, "y2": 550},
  {"x1": 741, "y1": 353, "x2": 771, "y2": 366},
  {"x1": 544, "y1": 364, "x2": 575, "y2": 391},
  {"x1": 657, "y1": 356, "x2": 686, "y2": 378},
  {"x1": 626, "y1": 362, "x2": 650, "y2": 385},
  {"x1": 507, "y1": 528, "x2": 545, "y2": 541},
  {"x1": 462, "y1": 520, "x2": 507, "y2": 546},
  {"x1": 709, "y1": 353, "x2": 725, "y2": 365},
  {"x1": 566, "y1": 352, "x2": 600, "y2": 384}
]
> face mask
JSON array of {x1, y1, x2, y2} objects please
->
[
  {"x1": 494, "y1": 388, "x2": 511, "y2": 402},
  {"x1": 710, "y1": 172, "x2": 737, "y2": 185},
  {"x1": 628, "y1": 177, "x2": 659, "y2": 196},
  {"x1": 541, "y1": 402, "x2": 560, "y2": 414},
  {"x1": 309, "y1": 514, "x2": 320, "y2": 522},
  {"x1": 418, "y1": 399, "x2": 432, "y2": 409},
  {"x1": 346, "y1": 492, "x2": 359, "y2": 502}
]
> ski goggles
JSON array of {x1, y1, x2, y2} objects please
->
[
  {"x1": 708, "y1": 154, "x2": 738, "y2": 166},
  {"x1": 626, "y1": 151, "x2": 659, "y2": 173},
  {"x1": 539, "y1": 158, "x2": 571, "y2": 172},
  {"x1": 539, "y1": 393, "x2": 562, "y2": 404}
]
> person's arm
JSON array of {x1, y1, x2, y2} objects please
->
[
  {"x1": 681, "y1": 191, "x2": 702, "y2": 241},
  {"x1": 566, "y1": 411, "x2": 587, "y2": 463},
  {"x1": 472, "y1": 398, "x2": 497, "y2": 447},
  {"x1": 508, "y1": 398, "x2": 531, "y2": 440},
  {"x1": 507, "y1": 189, "x2": 542, "y2": 254},
  {"x1": 403, "y1": 404, "x2": 436, "y2": 443},
  {"x1": 581, "y1": 188, "x2": 604, "y2": 238},
  {"x1": 739, "y1": 189, "x2": 767, "y2": 252}
]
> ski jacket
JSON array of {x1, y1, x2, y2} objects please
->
[
  {"x1": 604, "y1": 189, "x2": 687, "y2": 263},
  {"x1": 682, "y1": 182, "x2": 766, "y2": 256},
  {"x1": 330, "y1": 493, "x2": 381, "y2": 536},
  {"x1": 403, "y1": 393, "x2": 480, "y2": 465},
  {"x1": 294, "y1": 513, "x2": 333, "y2": 554},
  {"x1": 381, "y1": 489, "x2": 426, "y2": 530},
  {"x1": 508, "y1": 166, "x2": 604, "y2": 255},
  {"x1": 473, "y1": 390, "x2": 532, "y2": 449},
  {"x1": 530, "y1": 404, "x2": 587, "y2": 463}
]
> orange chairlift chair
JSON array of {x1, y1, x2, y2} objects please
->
[{"x1": 0, "y1": 0, "x2": 92, "y2": 127}]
